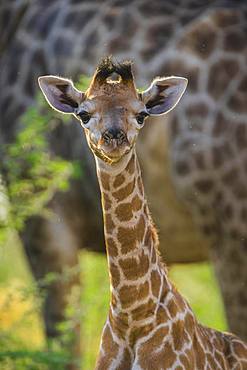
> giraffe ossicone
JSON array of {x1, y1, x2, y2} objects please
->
[{"x1": 39, "y1": 58, "x2": 247, "y2": 369}]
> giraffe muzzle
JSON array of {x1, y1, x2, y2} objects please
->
[{"x1": 102, "y1": 129, "x2": 127, "y2": 147}]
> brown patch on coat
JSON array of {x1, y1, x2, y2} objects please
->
[
  {"x1": 194, "y1": 151, "x2": 206, "y2": 170},
  {"x1": 233, "y1": 183, "x2": 247, "y2": 200},
  {"x1": 195, "y1": 179, "x2": 214, "y2": 193},
  {"x1": 235, "y1": 122, "x2": 247, "y2": 150},
  {"x1": 172, "y1": 320, "x2": 185, "y2": 351},
  {"x1": 224, "y1": 30, "x2": 246, "y2": 52},
  {"x1": 228, "y1": 76, "x2": 247, "y2": 114},
  {"x1": 115, "y1": 202, "x2": 133, "y2": 221},
  {"x1": 139, "y1": 334, "x2": 177, "y2": 369},
  {"x1": 208, "y1": 59, "x2": 239, "y2": 99},
  {"x1": 156, "y1": 306, "x2": 169, "y2": 325},
  {"x1": 173, "y1": 289, "x2": 187, "y2": 311},
  {"x1": 105, "y1": 213, "x2": 115, "y2": 232},
  {"x1": 144, "y1": 226, "x2": 152, "y2": 247},
  {"x1": 179, "y1": 21, "x2": 217, "y2": 59},
  {"x1": 100, "y1": 171, "x2": 110, "y2": 190},
  {"x1": 139, "y1": 326, "x2": 169, "y2": 351},
  {"x1": 102, "y1": 193, "x2": 111, "y2": 211},
  {"x1": 223, "y1": 204, "x2": 233, "y2": 221},
  {"x1": 180, "y1": 353, "x2": 191, "y2": 368},
  {"x1": 118, "y1": 281, "x2": 149, "y2": 308},
  {"x1": 132, "y1": 194, "x2": 142, "y2": 211},
  {"x1": 232, "y1": 340, "x2": 247, "y2": 358},
  {"x1": 175, "y1": 161, "x2": 190, "y2": 176},
  {"x1": 151, "y1": 270, "x2": 161, "y2": 298},
  {"x1": 212, "y1": 142, "x2": 232, "y2": 168},
  {"x1": 131, "y1": 298, "x2": 156, "y2": 321},
  {"x1": 109, "y1": 309, "x2": 128, "y2": 340},
  {"x1": 113, "y1": 174, "x2": 125, "y2": 188},
  {"x1": 151, "y1": 246, "x2": 157, "y2": 264},
  {"x1": 241, "y1": 208, "x2": 247, "y2": 222},
  {"x1": 184, "y1": 312, "x2": 195, "y2": 334},
  {"x1": 212, "y1": 145, "x2": 224, "y2": 168},
  {"x1": 213, "y1": 10, "x2": 239, "y2": 28},
  {"x1": 206, "y1": 353, "x2": 216, "y2": 368},
  {"x1": 117, "y1": 215, "x2": 145, "y2": 254},
  {"x1": 107, "y1": 237, "x2": 118, "y2": 257},
  {"x1": 194, "y1": 335, "x2": 206, "y2": 369},
  {"x1": 109, "y1": 262, "x2": 120, "y2": 289},
  {"x1": 113, "y1": 179, "x2": 135, "y2": 202},
  {"x1": 184, "y1": 348, "x2": 196, "y2": 368},
  {"x1": 222, "y1": 168, "x2": 238, "y2": 186},
  {"x1": 118, "y1": 250, "x2": 149, "y2": 280},
  {"x1": 186, "y1": 102, "x2": 209, "y2": 119},
  {"x1": 129, "y1": 322, "x2": 154, "y2": 347},
  {"x1": 213, "y1": 112, "x2": 228, "y2": 137},
  {"x1": 115, "y1": 195, "x2": 142, "y2": 222},
  {"x1": 97, "y1": 325, "x2": 119, "y2": 368},
  {"x1": 167, "y1": 298, "x2": 179, "y2": 318},
  {"x1": 126, "y1": 155, "x2": 135, "y2": 174}
]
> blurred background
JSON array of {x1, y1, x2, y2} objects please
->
[{"x1": 0, "y1": 1, "x2": 246, "y2": 369}]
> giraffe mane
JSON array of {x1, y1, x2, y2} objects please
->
[{"x1": 94, "y1": 56, "x2": 134, "y2": 84}]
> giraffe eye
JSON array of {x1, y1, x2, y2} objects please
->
[
  {"x1": 136, "y1": 111, "x2": 149, "y2": 125},
  {"x1": 77, "y1": 110, "x2": 91, "y2": 125}
]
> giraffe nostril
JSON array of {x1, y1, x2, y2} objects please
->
[
  {"x1": 102, "y1": 129, "x2": 127, "y2": 145},
  {"x1": 102, "y1": 131, "x2": 113, "y2": 143}
]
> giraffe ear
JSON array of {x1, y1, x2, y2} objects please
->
[
  {"x1": 38, "y1": 75, "x2": 84, "y2": 113},
  {"x1": 141, "y1": 76, "x2": 188, "y2": 115}
]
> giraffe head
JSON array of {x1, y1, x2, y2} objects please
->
[{"x1": 38, "y1": 58, "x2": 187, "y2": 165}]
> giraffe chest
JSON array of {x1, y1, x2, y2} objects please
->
[{"x1": 98, "y1": 316, "x2": 234, "y2": 370}]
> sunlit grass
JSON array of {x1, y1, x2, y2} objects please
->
[
  {"x1": 169, "y1": 263, "x2": 227, "y2": 331},
  {"x1": 81, "y1": 251, "x2": 109, "y2": 369},
  {"x1": 0, "y1": 239, "x2": 227, "y2": 369}
]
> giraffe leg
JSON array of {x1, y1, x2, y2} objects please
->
[
  {"x1": 210, "y1": 238, "x2": 247, "y2": 342},
  {"x1": 20, "y1": 213, "x2": 81, "y2": 370}
]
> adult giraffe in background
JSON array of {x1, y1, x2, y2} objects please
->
[{"x1": 0, "y1": 0, "x2": 247, "y2": 364}]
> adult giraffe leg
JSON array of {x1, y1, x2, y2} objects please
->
[
  {"x1": 210, "y1": 237, "x2": 247, "y2": 341},
  {"x1": 20, "y1": 212, "x2": 81, "y2": 370},
  {"x1": 170, "y1": 142, "x2": 247, "y2": 341}
]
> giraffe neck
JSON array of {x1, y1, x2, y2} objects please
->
[{"x1": 95, "y1": 150, "x2": 171, "y2": 333}]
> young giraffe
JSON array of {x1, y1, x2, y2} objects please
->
[
  {"x1": 2, "y1": 1, "x2": 247, "y2": 348},
  {"x1": 39, "y1": 59, "x2": 247, "y2": 369}
]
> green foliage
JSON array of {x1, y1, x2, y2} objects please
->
[
  {"x1": 1, "y1": 96, "x2": 73, "y2": 235},
  {"x1": 75, "y1": 76, "x2": 91, "y2": 92},
  {"x1": 0, "y1": 348, "x2": 70, "y2": 370},
  {"x1": 0, "y1": 75, "x2": 92, "y2": 241}
]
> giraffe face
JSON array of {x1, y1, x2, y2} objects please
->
[
  {"x1": 77, "y1": 84, "x2": 148, "y2": 163},
  {"x1": 38, "y1": 59, "x2": 187, "y2": 164}
]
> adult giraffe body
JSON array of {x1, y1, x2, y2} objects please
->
[
  {"x1": 39, "y1": 58, "x2": 247, "y2": 370},
  {"x1": 0, "y1": 0, "x2": 247, "y2": 361}
]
